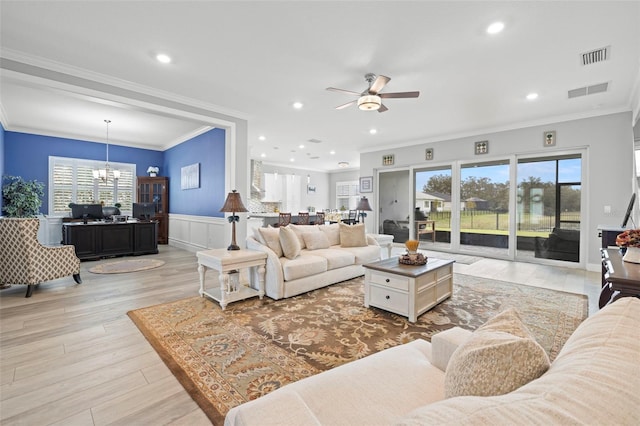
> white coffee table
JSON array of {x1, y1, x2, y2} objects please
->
[
  {"x1": 363, "y1": 256, "x2": 454, "y2": 322},
  {"x1": 197, "y1": 248, "x2": 267, "y2": 310}
]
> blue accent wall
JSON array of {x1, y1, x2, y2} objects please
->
[
  {"x1": 4, "y1": 131, "x2": 163, "y2": 215},
  {"x1": 164, "y1": 128, "x2": 226, "y2": 217},
  {"x1": 2, "y1": 127, "x2": 226, "y2": 217}
]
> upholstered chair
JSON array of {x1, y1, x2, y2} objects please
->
[{"x1": 0, "y1": 218, "x2": 82, "y2": 297}]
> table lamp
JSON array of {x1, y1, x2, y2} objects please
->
[
  {"x1": 356, "y1": 196, "x2": 372, "y2": 222},
  {"x1": 220, "y1": 190, "x2": 248, "y2": 250}
]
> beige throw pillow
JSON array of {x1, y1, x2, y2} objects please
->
[
  {"x1": 279, "y1": 226, "x2": 301, "y2": 259},
  {"x1": 319, "y1": 223, "x2": 340, "y2": 246},
  {"x1": 339, "y1": 223, "x2": 367, "y2": 247},
  {"x1": 289, "y1": 224, "x2": 319, "y2": 249},
  {"x1": 258, "y1": 227, "x2": 283, "y2": 257},
  {"x1": 444, "y1": 308, "x2": 550, "y2": 398},
  {"x1": 303, "y1": 231, "x2": 331, "y2": 250}
]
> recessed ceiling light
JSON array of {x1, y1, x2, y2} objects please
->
[
  {"x1": 369, "y1": 129, "x2": 377, "y2": 135},
  {"x1": 289, "y1": 158, "x2": 295, "y2": 162},
  {"x1": 526, "y1": 92, "x2": 539, "y2": 100},
  {"x1": 330, "y1": 150, "x2": 336, "y2": 155},
  {"x1": 299, "y1": 144, "x2": 305, "y2": 149},
  {"x1": 260, "y1": 153, "x2": 266, "y2": 158},
  {"x1": 487, "y1": 22, "x2": 504, "y2": 34},
  {"x1": 156, "y1": 53, "x2": 172, "y2": 64},
  {"x1": 293, "y1": 102, "x2": 304, "y2": 109},
  {"x1": 258, "y1": 135, "x2": 266, "y2": 141}
]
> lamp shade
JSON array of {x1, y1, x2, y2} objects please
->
[
  {"x1": 220, "y1": 190, "x2": 248, "y2": 213},
  {"x1": 356, "y1": 196, "x2": 372, "y2": 211},
  {"x1": 357, "y1": 95, "x2": 381, "y2": 111}
]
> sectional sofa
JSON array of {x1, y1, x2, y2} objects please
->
[
  {"x1": 246, "y1": 223, "x2": 380, "y2": 300},
  {"x1": 225, "y1": 297, "x2": 640, "y2": 425}
]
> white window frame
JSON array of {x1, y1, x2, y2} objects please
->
[{"x1": 48, "y1": 156, "x2": 136, "y2": 217}]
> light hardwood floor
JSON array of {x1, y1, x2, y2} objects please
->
[{"x1": 0, "y1": 245, "x2": 602, "y2": 425}]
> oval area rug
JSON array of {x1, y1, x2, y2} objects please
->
[{"x1": 89, "y1": 258, "x2": 165, "y2": 274}]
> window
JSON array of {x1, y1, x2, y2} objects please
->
[{"x1": 49, "y1": 156, "x2": 136, "y2": 216}]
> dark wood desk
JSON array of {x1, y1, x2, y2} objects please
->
[
  {"x1": 63, "y1": 220, "x2": 158, "y2": 260},
  {"x1": 600, "y1": 248, "x2": 640, "y2": 308}
]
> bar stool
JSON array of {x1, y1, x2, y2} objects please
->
[
  {"x1": 314, "y1": 212, "x2": 325, "y2": 225},
  {"x1": 296, "y1": 212, "x2": 310, "y2": 225},
  {"x1": 278, "y1": 212, "x2": 292, "y2": 227}
]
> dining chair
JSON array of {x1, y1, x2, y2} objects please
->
[{"x1": 278, "y1": 212, "x2": 292, "y2": 227}]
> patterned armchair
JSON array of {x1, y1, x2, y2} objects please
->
[{"x1": 0, "y1": 218, "x2": 82, "y2": 297}]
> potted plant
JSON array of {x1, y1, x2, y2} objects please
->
[
  {"x1": 147, "y1": 166, "x2": 159, "y2": 177},
  {"x1": 1, "y1": 175, "x2": 45, "y2": 217}
]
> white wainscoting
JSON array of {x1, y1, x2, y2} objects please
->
[
  {"x1": 168, "y1": 213, "x2": 229, "y2": 253},
  {"x1": 39, "y1": 216, "x2": 64, "y2": 245}
]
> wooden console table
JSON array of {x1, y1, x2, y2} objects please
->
[
  {"x1": 600, "y1": 248, "x2": 640, "y2": 308},
  {"x1": 62, "y1": 220, "x2": 158, "y2": 260}
]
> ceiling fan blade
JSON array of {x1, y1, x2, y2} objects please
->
[
  {"x1": 335, "y1": 100, "x2": 357, "y2": 110},
  {"x1": 378, "y1": 104, "x2": 389, "y2": 113},
  {"x1": 379, "y1": 91, "x2": 420, "y2": 99},
  {"x1": 326, "y1": 87, "x2": 362, "y2": 96},
  {"x1": 368, "y1": 75, "x2": 390, "y2": 94}
]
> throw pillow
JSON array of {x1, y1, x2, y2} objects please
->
[
  {"x1": 289, "y1": 224, "x2": 319, "y2": 249},
  {"x1": 339, "y1": 223, "x2": 367, "y2": 247},
  {"x1": 258, "y1": 227, "x2": 283, "y2": 257},
  {"x1": 319, "y1": 223, "x2": 340, "y2": 246},
  {"x1": 303, "y1": 231, "x2": 331, "y2": 250},
  {"x1": 279, "y1": 226, "x2": 301, "y2": 259},
  {"x1": 444, "y1": 308, "x2": 550, "y2": 398}
]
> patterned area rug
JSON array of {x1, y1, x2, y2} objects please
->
[
  {"x1": 128, "y1": 274, "x2": 587, "y2": 424},
  {"x1": 89, "y1": 258, "x2": 165, "y2": 274}
]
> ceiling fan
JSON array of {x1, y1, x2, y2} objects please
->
[{"x1": 326, "y1": 73, "x2": 419, "y2": 112}]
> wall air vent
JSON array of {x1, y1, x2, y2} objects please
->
[
  {"x1": 568, "y1": 81, "x2": 609, "y2": 99},
  {"x1": 581, "y1": 46, "x2": 610, "y2": 66},
  {"x1": 307, "y1": 138, "x2": 322, "y2": 144}
]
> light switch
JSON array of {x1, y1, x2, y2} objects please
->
[{"x1": 604, "y1": 205, "x2": 611, "y2": 214}]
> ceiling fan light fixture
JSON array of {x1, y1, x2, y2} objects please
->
[{"x1": 358, "y1": 95, "x2": 381, "y2": 111}]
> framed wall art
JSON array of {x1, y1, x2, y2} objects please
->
[
  {"x1": 359, "y1": 176, "x2": 373, "y2": 193},
  {"x1": 425, "y1": 148, "x2": 434, "y2": 160},
  {"x1": 382, "y1": 154, "x2": 394, "y2": 166},
  {"x1": 181, "y1": 163, "x2": 200, "y2": 190},
  {"x1": 474, "y1": 140, "x2": 489, "y2": 155},
  {"x1": 544, "y1": 130, "x2": 556, "y2": 147}
]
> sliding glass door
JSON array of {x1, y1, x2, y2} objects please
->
[
  {"x1": 459, "y1": 160, "x2": 510, "y2": 256},
  {"x1": 516, "y1": 155, "x2": 582, "y2": 262},
  {"x1": 415, "y1": 167, "x2": 452, "y2": 249}
]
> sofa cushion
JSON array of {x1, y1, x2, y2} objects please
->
[
  {"x1": 280, "y1": 254, "x2": 327, "y2": 281},
  {"x1": 340, "y1": 244, "x2": 381, "y2": 265},
  {"x1": 444, "y1": 308, "x2": 550, "y2": 398},
  {"x1": 319, "y1": 223, "x2": 340, "y2": 246},
  {"x1": 304, "y1": 248, "x2": 355, "y2": 270},
  {"x1": 303, "y1": 231, "x2": 331, "y2": 250},
  {"x1": 258, "y1": 227, "x2": 283, "y2": 257},
  {"x1": 289, "y1": 224, "x2": 319, "y2": 249},
  {"x1": 340, "y1": 223, "x2": 367, "y2": 247},
  {"x1": 279, "y1": 226, "x2": 301, "y2": 259}
]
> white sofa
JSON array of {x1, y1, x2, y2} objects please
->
[
  {"x1": 225, "y1": 297, "x2": 640, "y2": 425},
  {"x1": 246, "y1": 223, "x2": 380, "y2": 300}
]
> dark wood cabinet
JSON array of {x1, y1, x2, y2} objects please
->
[
  {"x1": 137, "y1": 176, "x2": 169, "y2": 244},
  {"x1": 63, "y1": 221, "x2": 158, "y2": 260}
]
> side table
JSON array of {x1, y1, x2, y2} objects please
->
[{"x1": 197, "y1": 248, "x2": 267, "y2": 310}]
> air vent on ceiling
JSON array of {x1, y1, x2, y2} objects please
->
[
  {"x1": 581, "y1": 46, "x2": 610, "y2": 66},
  {"x1": 309, "y1": 156, "x2": 320, "y2": 159},
  {"x1": 307, "y1": 138, "x2": 322, "y2": 144},
  {"x1": 568, "y1": 81, "x2": 609, "y2": 99}
]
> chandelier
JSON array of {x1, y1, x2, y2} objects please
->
[{"x1": 93, "y1": 119, "x2": 120, "y2": 182}]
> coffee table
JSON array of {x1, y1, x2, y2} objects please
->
[{"x1": 363, "y1": 256, "x2": 454, "y2": 322}]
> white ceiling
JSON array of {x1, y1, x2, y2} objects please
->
[{"x1": 1, "y1": 1, "x2": 639, "y2": 172}]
